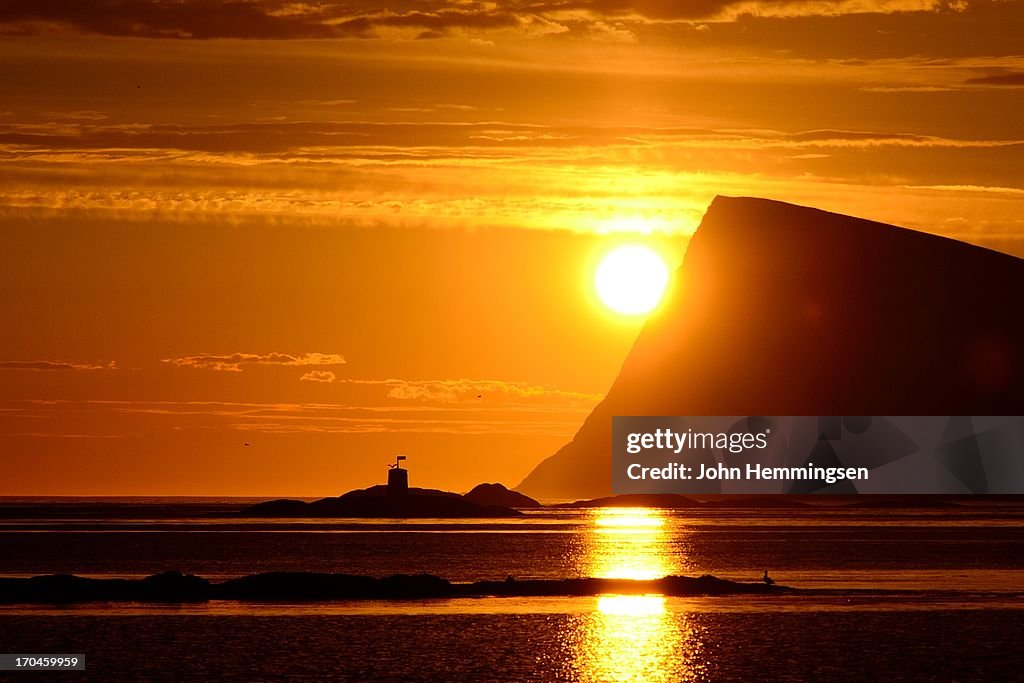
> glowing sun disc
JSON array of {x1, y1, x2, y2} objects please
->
[{"x1": 595, "y1": 245, "x2": 670, "y2": 315}]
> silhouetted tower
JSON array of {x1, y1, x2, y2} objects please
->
[{"x1": 387, "y1": 455, "x2": 408, "y2": 496}]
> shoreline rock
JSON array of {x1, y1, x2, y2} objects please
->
[
  {"x1": 240, "y1": 485, "x2": 523, "y2": 518},
  {"x1": 0, "y1": 571, "x2": 790, "y2": 604}
]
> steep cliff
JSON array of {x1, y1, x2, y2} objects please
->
[{"x1": 518, "y1": 197, "x2": 1024, "y2": 499}]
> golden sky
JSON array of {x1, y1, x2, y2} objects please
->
[{"x1": 1, "y1": 1, "x2": 1022, "y2": 495}]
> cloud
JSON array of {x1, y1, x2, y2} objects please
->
[
  {"x1": 764, "y1": 129, "x2": 1019, "y2": 149},
  {"x1": 162, "y1": 352, "x2": 346, "y2": 372},
  {"x1": 2, "y1": 432, "x2": 127, "y2": 438},
  {"x1": 343, "y1": 378, "x2": 603, "y2": 404},
  {"x1": 0, "y1": 0, "x2": 979, "y2": 41},
  {"x1": 299, "y1": 99, "x2": 358, "y2": 106},
  {"x1": 0, "y1": 398, "x2": 591, "y2": 437},
  {"x1": 39, "y1": 110, "x2": 109, "y2": 121},
  {"x1": 860, "y1": 85, "x2": 955, "y2": 92},
  {"x1": 0, "y1": 119, "x2": 588, "y2": 155},
  {"x1": 965, "y1": 73, "x2": 1024, "y2": 86},
  {"x1": 300, "y1": 370, "x2": 337, "y2": 383},
  {"x1": 1, "y1": 119, "x2": 1015, "y2": 158},
  {"x1": 0, "y1": 1, "x2": 555, "y2": 40},
  {"x1": 537, "y1": 0, "x2": 947, "y2": 22},
  {"x1": 0, "y1": 359, "x2": 115, "y2": 371},
  {"x1": 0, "y1": 0, "x2": 337, "y2": 39},
  {"x1": 0, "y1": 111, "x2": 1020, "y2": 243}
]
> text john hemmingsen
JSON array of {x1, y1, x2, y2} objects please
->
[{"x1": 625, "y1": 428, "x2": 869, "y2": 484}]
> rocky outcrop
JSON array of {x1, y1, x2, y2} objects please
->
[
  {"x1": 464, "y1": 483, "x2": 541, "y2": 508},
  {"x1": 241, "y1": 485, "x2": 522, "y2": 518},
  {"x1": 0, "y1": 571, "x2": 788, "y2": 603}
]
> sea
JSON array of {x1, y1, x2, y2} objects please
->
[{"x1": 0, "y1": 498, "x2": 1022, "y2": 682}]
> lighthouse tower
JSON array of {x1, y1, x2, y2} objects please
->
[{"x1": 387, "y1": 455, "x2": 409, "y2": 496}]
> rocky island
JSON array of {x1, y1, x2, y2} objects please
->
[
  {"x1": 240, "y1": 460, "x2": 535, "y2": 518},
  {"x1": 0, "y1": 571, "x2": 790, "y2": 604}
]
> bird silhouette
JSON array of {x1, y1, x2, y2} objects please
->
[{"x1": 762, "y1": 570, "x2": 775, "y2": 586}]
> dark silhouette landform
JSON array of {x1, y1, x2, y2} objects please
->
[
  {"x1": 242, "y1": 485, "x2": 524, "y2": 518},
  {"x1": 0, "y1": 571, "x2": 790, "y2": 604},
  {"x1": 518, "y1": 196, "x2": 1024, "y2": 499},
  {"x1": 236, "y1": 489, "x2": 989, "y2": 518},
  {"x1": 465, "y1": 483, "x2": 542, "y2": 508}
]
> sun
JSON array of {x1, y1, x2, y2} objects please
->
[{"x1": 594, "y1": 245, "x2": 670, "y2": 316}]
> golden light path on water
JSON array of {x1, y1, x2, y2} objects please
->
[
  {"x1": 564, "y1": 508, "x2": 709, "y2": 682},
  {"x1": 589, "y1": 507, "x2": 672, "y2": 581}
]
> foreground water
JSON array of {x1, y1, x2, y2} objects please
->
[{"x1": 1, "y1": 499, "x2": 1022, "y2": 681}]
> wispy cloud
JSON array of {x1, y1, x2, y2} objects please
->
[
  {"x1": 0, "y1": 359, "x2": 115, "y2": 371},
  {"x1": 220, "y1": 417, "x2": 584, "y2": 435},
  {"x1": 0, "y1": 397, "x2": 595, "y2": 437},
  {"x1": 0, "y1": 120, "x2": 1016, "y2": 165},
  {"x1": 162, "y1": 352, "x2": 346, "y2": 372},
  {"x1": 2, "y1": 432, "x2": 127, "y2": 439},
  {"x1": 859, "y1": 85, "x2": 955, "y2": 92},
  {"x1": 342, "y1": 378, "x2": 603, "y2": 405},
  {"x1": 300, "y1": 370, "x2": 337, "y2": 383},
  {"x1": 965, "y1": 72, "x2": 1024, "y2": 87},
  {"x1": 0, "y1": 116, "x2": 1019, "y2": 238}
]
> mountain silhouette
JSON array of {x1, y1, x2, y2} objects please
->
[{"x1": 518, "y1": 196, "x2": 1024, "y2": 499}]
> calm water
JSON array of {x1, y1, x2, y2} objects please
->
[{"x1": 1, "y1": 499, "x2": 1022, "y2": 681}]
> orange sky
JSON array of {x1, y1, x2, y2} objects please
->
[{"x1": 1, "y1": 1, "x2": 1022, "y2": 495}]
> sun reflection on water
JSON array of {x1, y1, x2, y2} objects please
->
[
  {"x1": 586, "y1": 507, "x2": 673, "y2": 581},
  {"x1": 564, "y1": 508, "x2": 708, "y2": 682},
  {"x1": 596, "y1": 594, "x2": 666, "y2": 616}
]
